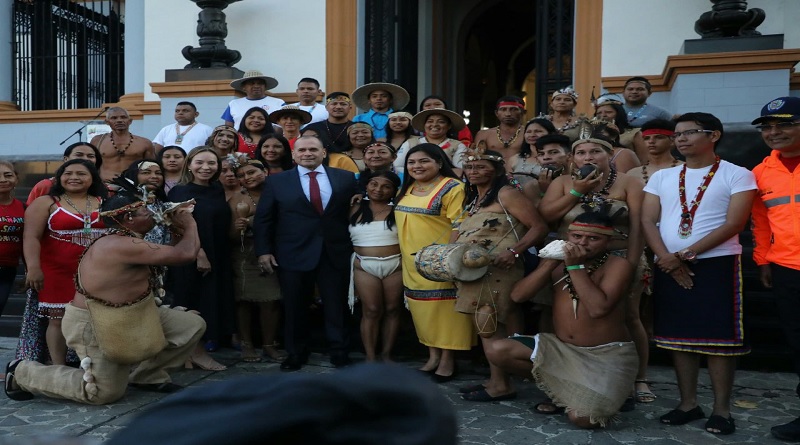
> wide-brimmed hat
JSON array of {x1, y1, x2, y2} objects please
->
[
  {"x1": 351, "y1": 83, "x2": 410, "y2": 111},
  {"x1": 230, "y1": 70, "x2": 279, "y2": 92},
  {"x1": 752, "y1": 97, "x2": 800, "y2": 125},
  {"x1": 411, "y1": 108, "x2": 466, "y2": 132},
  {"x1": 269, "y1": 105, "x2": 312, "y2": 125}
]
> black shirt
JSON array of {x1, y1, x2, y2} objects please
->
[{"x1": 305, "y1": 120, "x2": 352, "y2": 153}]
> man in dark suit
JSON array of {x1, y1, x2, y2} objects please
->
[{"x1": 254, "y1": 136, "x2": 358, "y2": 371}]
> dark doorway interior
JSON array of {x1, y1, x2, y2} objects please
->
[{"x1": 458, "y1": 0, "x2": 573, "y2": 132}]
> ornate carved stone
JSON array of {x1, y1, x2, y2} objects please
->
[
  {"x1": 182, "y1": 0, "x2": 242, "y2": 68},
  {"x1": 694, "y1": 0, "x2": 765, "y2": 38}
]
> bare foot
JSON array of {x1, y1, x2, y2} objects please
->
[
  {"x1": 262, "y1": 344, "x2": 287, "y2": 362},
  {"x1": 186, "y1": 345, "x2": 227, "y2": 371}
]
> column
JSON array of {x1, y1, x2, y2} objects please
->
[
  {"x1": 0, "y1": 0, "x2": 15, "y2": 110},
  {"x1": 124, "y1": 0, "x2": 145, "y2": 95}
]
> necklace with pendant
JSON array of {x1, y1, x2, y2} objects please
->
[
  {"x1": 496, "y1": 124, "x2": 522, "y2": 148},
  {"x1": 174, "y1": 123, "x2": 197, "y2": 144},
  {"x1": 63, "y1": 194, "x2": 93, "y2": 234},
  {"x1": 677, "y1": 156, "x2": 721, "y2": 239}
]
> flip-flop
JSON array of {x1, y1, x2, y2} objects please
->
[
  {"x1": 4, "y1": 360, "x2": 34, "y2": 401},
  {"x1": 705, "y1": 414, "x2": 735, "y2": 435},
  {"x1": 128, "y1": 382, "x2": 184, "y2": 393},
  {"x1": 533, "y1": 401, "x2": 565, "y2": 415},
  {"x1": 660, "y1": 406, "x2": 705, "y2": 425},
  {"x1": 461, "y1": 388, "x2": 517, "y2": 402},
  {"x1": 458, "y1": 383, "x2": 487, "y2": 394}
]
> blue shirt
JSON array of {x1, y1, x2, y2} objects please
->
[{"x1": 352, "y1": 108, "x2": 394, "y2": 139}]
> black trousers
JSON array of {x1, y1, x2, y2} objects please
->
[
  {"x1": 0, "y1": 266, "x2": 16, "y2": 316},
  {"x1": 771, "y1": 263, "x2": 800, "y2": 384},
  {"x1": 277, "y1": 252, "x2": 350, "y2": 357}
]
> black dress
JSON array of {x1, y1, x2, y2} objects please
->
[{"x1": 167, "y1": 182, "x2": 234, "y2": 343}]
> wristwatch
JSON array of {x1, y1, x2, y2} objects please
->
[{"x1": 677, "y1": 249, "x2": 698, "y2": 262}]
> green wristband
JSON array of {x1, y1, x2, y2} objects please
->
[
  {"x1": 569, "y1": 189, "x2": 584, "y2": 198},
  {"x1": 565, "y1": 264, "x2": 585, "y2": 271}
]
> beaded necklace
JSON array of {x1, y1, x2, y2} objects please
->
[
  {"x1": 466, "y1": 190, "x2": 490, "y2": 216},
  {"x1": 62, "y1": 194, "x2": 93, "y2": 234},
  {"x1": 496, "y1": 124, "x2": 523, "y2": 148},
  {"x1": 110, "y1": 132, "x2": 135, "y2": 157},
  {"x1": 641, "y1": 158, "x2": 679, "y2": 184},
  {"x1": 579, "y1": 167, "x2": 617, "y2": 208},
  {"x1": 563, "y1": 252, "x2": 609, "y2": 319},
  {"x1": 678, "y1": 156, "x2": 721, "y2": 239}
]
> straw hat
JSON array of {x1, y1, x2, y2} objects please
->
[
  {"x1": 269, "y1": 105, "x2": 313, "y2": 125},
  {"x1": 411, "y1": 108, "x2": 466, "y2": 132},
  {"x1": 351, "y1": 82, "x2": 410, "y2": 111},
  {"x1": 230, "y1": 70, "x2": 279, "y2": 92}
]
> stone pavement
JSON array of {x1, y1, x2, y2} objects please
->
[{"x1": 0, "y1": 336, "x2": 797, "y2": 444}]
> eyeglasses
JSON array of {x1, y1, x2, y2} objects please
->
[
  {"x1": 755, "y1": 121, "x2": 800, "y2": 132},
  {"x1": 669, "y1": 129, "x2": 714, "y2": 140}
]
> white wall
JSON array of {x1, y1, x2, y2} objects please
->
[
  {"x1": 601, "y1": 0, "x2": 800, "y2": 77},
  {"x1": 141, "y1": 0, "x2": 327, "y2": 100}
]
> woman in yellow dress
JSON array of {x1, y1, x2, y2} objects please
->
[{"x1": 395, "y1": 143, "x2": 473, "y2": 382}]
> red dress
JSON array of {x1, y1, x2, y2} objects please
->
[{"x1": 38, "y1": 198, "x2": 105, "y2": 318}]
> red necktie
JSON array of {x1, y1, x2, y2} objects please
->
[{"x1": 307, "y1": 171, "x2": 324, "y2": 215}]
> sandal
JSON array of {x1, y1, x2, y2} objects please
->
[
  {"x1": 185, "y1": 346, "x2": 227, "y2": 371},
  {"x1": 705, "y1": 414, "x2": 735, "y2": 435},
  {"x1": 635, "y1": 379, "x2": 656, "y2": 403},
  {"x1": 4, "y1": 360, "x2": 33, "y2": 401},
  {"x1": 660, "y1": 406, "x2": 705, "y2": 425},
  {"x1": 532, "y1": 400, "x2": 565, "y2": 415},
  {"x1": 240, "y1": 341, "x2": 261, "y2": 363}
]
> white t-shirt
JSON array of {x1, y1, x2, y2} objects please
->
[
  {"x1": 643, "y1": 160, "x2": 756, "y2": 259},
  {"x1": 221, "y1": 96, "x2": 285, "y2": 129},
  {"x1": 152, "y1": 122, "x2": 213, "y2": 150},
  {"x1": 289, "y1": 102, "x2": 329, "y2": 127}
]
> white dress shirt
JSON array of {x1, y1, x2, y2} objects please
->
[{"x1": 297, "y1": 164, "x2": 332, "y2": 210}]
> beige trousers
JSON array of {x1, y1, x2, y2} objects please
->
[{"x1": 14, "y1": 303, "x2": 205, "y2": 405}]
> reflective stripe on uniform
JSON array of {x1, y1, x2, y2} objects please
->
[{"x1": 764, "y1": 196, "x2": 791, "y2": 208}]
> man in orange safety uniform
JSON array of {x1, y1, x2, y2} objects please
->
[{"x1": 751, "y1": 96, "x2": 800, "y2": 442}]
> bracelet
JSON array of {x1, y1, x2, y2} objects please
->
[
  {"x1": 507, "y1": 248, "x2": 519, "y2": 258},
  {"x1": 569, "y1": 189, "x2": 584, "y2": 198},
  {"x1": 565, "y1": 264, "x2": 585, "y2": 271}
]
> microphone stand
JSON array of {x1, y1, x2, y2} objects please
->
[{"x1": 59, "y1": 107, "x2": 109, "y2": 145}]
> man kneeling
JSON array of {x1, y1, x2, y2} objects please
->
[
  {"x1": 486, "y1": 211, "x2": 637, "y2": 428},
  {"x1": 5, "y1": 189, "x2": 205, "y2": 405}
]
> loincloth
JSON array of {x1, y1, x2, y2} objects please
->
[
  {"x1": 84, "y1": 292, "x2": 167, "y2": 365},
  {"x1": 531, "y1": 333, "x2": 638, "y2": 427}
]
